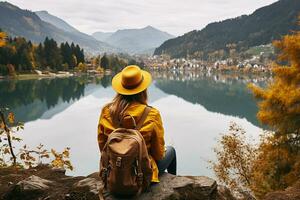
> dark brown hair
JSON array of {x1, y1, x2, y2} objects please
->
[{"x1": 108, "y1": 89, "x2": 148, "y2": 124}]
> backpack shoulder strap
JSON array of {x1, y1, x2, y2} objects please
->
[{"x1": 136, "y1": 106, "x2": 151, "y2": 130}]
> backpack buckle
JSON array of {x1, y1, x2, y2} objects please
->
[
  {"x1": 116, "y1": 157, "x2": 122, "y2": 167},
  {"x1": 138, "y1": 173, "x2": 143, "y2": 178},
  {"x1": 101, "y1": 168, "x2": 107, "y2": 179},
  {"x1": 137, "y1": 173, "x2": 143, "y2": 185}
]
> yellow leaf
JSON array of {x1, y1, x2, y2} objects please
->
[
  {"x1": 7, "y1": 112, "x2": 15, "y2": 124},
  {"x1": 0, "y1": 121, "x2": 5, "y2": 129},
  {"x1": 51, "y1": 149, "x2": 58, "y2": 157},
  {"x1": 51, "y1": 159, "x2": 63, "y2": 167},
  {"x1": 63, "y1": 150, "x2": 69, "y2": 158},
  {"x1": 64, "y1": 160, "x2": 73, "y2": 171}
]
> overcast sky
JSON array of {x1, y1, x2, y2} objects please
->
[{"x1": 6, "y1": 0, "x2": 277, "y2": 36}]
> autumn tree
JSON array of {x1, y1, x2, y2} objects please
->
[
  {"x1": 212, "y1": 124, "x2": 295, "y2": 199},
  {"x1": 212, "y1": 122, "x2": 257, "y2": 194},
  {"x1": 0, "y1": 31, "x2": 6, "y2": 47},
  {"x1": 249, "y1": 34, "x2": 300, "y2": 137},
  {"x1": 0, "y1": 33, "x2": 85, "y2": 75},
  {"x1": 0, "y1": 32, "x2": 11, "y2": 75},
  {"x1": 0, "y1": 108, "x2": 73, "y2": 170},
  {"x1": 76, "y1": 62, "x2": 87, "y2": 72},
  {"x1": 214, "y1": 18, "x2": 300, "y2": 199},
  {"x1": 92, "y1": 55, "x2": 101, "y2": 68},
  {"x1": 248, "y1": 21, "x2": 300, "y2": 197},
  {"x1": 250, "y1": 133, "x2": 300, "y2": 198}
]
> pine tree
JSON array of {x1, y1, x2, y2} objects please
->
[
  {"x1": 13, "y1": 37, "x2": 35, "y2": 71},
  {"x1": 100, "y1": 54, "x2": 109, "y2": 70},
  {"x1": 44, "y1": 37, "x2": 62, "y2": 70},
  {"x1": 0, "y1": 33, "x2": 85, "y2": 73},
  {"x1": 35, "y1": 43, "x2": 45, "y2": 69},
  {"x1": 74, "y1": 44, "x2": 84, "y2": 63},
  {"x1": 64, "y1": 42, "x2": 73, "y2": 68}
]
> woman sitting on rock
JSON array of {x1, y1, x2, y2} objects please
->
[{"x1": 97, "y1": 65, "x2": 176, "y2": 196}]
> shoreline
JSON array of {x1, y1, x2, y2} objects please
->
[
  {"x1": 0, "y1": 69, "x2": 110, "y2": 81},
  {"x1": 0, "y1": 72, "x2": 103, "y2": 81}
]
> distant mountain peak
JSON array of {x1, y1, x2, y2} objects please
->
[
  {"x1": 92, "y1": 26, "x2": 174, "y2": 54},
  {"x1": 35, "y1": 10, "x2": 77, "y2": 32},
  {"x1": 144, "y1": 25, "x2": 155, "y2": 30}
]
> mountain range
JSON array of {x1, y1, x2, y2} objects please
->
[
  {"x1": 0, "y1": 1, "x2": 173, "y2": 55},
  {"x1": 35, "y1": 11, "x2": 79, "y2": 33},
  {"x1": 92, "y1": 26, "x2": 174, "y2": 54},
  {"x1": 1, "y1": 0, "x2": 298, "y2": 57},
  {"x1": 154, "y1": 0, "x2": 300, "y2": 59},
  {"x1": 0, "y1": 2, "x2": 117, "y2": 54}
]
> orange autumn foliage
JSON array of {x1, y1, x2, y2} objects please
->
[
  {"x1": 0, "y1": 32, "x2": 6, "y2": 47},
  {"x1": 251, "y1": 134, "x2": 300, "y2": 198},
  {"x1": 248, "y1": 19, "x2": 300, "y2": 198},
  {"x1": 214, "y1": 18, "x2": 300, "y2": 199},
  {"x1": 0, "y1": 108, "x2": 73, "y2": 170},
  {"x1": 249, "y1": 29, "x2": 300, "y2": 135},
  {"x1": 212, "y1": 122, "x2": 257, "y2": 192}
]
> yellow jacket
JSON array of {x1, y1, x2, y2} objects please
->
[{"x1": 97, "y1": 102, "x2": 165, "y2": 182}]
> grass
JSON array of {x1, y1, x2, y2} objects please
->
[
  {"x1": 16, "y1": 74, "x2": 51, "y2": 80},
  {"x1": 245, "y1": 44, "x2": 274, "y2": 56}
]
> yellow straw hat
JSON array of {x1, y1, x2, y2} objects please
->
[{"x1": 112, "y1": 65, "x2": 152, "y2": 95}]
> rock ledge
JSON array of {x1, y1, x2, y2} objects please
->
[{"x1": 0, "y1": 165, "x2": 235, "y2": 200}]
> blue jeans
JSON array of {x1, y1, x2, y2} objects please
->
[{"x1": 157, "y1": 146, "x2": 177, "y2": 175}]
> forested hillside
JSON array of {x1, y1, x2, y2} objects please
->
[
  {"x1": 154, "y1": 0, "x2": 300, "y2": 59},
  {"x1": 0, "y1": 33, "x2": 85, "y2": 75}
]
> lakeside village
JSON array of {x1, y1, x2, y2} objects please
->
[
  {"x1": 0, "y1": 52, "x2": 272, "y2": 80},
  {"x1": 74, "y1": 49, "x2": 274, "y2": 78},
  {"x1": 141, "y1": 53, "x2": 272, "y2": 74},
  {"x1": 0, "y1": 39, "x2": 273, "y2": 80},
  {"x1": 150, "y1": 69, "x2": 271, "y2": 85},
  {"x1": 31, "y1": 55, "x2": 272, "y2": 79},
  {"x1": 0, "y1": 32, "x2": 274, "y2": 79}
]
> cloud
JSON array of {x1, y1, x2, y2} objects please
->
[{"x1": 6, "y1": 0, "x2": 278, "y2": 36}]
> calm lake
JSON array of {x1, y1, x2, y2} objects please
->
[{"x1": 0, "y1": 71, "x2": 269, "y2": 177}]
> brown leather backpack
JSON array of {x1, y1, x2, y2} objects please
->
[{"x1": 99, "y1": 106, "x2": 153, "y2": 199}]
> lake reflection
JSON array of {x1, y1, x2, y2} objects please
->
[{"x1": 0, "y1": 72, "x2": 268, "y2": 177}]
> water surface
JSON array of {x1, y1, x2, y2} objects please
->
[{"x1": 0, "y1": 72, "x2": 268, "y2": 177}]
